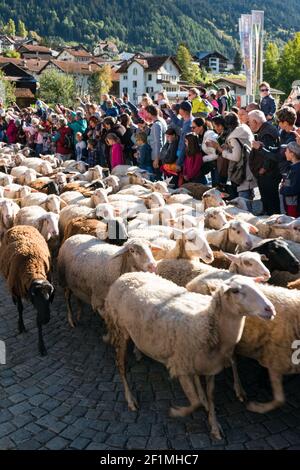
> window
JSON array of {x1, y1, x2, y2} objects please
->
[
  {"x1": 123, "y1": 75, "x2": 128, "y2": 80},
  {"x1": 133, "y1": 80, "x2": 137, "y2": 88},
  {"x1": 148, "y1": 74, "x2": 152, "y2": 81},
  {"x1": 146, "y1": 87, "x2": 154, "y2": 93},
  {"x1": 123, "y1": 87, "x2": 128, "y2": 94},
  {"x1": 133, "y1": 67, "x2": 138, "y2": 76}
]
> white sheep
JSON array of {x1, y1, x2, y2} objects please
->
[
  {"x1": 10, "y1": 166, "x2": 40, "y2": 185},
  {"x1": 186, "y1": 273, "x2": 300, "y2": 414},
  {"x1": 205, "y1": 220, "x2": 258, "y2": 252},
  {"x1": 3, "y1": 183, "x2": 33, "y2": 199},
  {"x1": 22, "y1": 158, "x2": 53, "y2": 176},
  {"x1": 0, "y1": 198, "x2": 20, "y2": 234},
  {"x1": 0, "y1": 172, "x2": 14, "y2": 186},
  {"x1": 57, "y1": 235, "x2": 157, "y2": 328},
  {"x1": 14, "y1": 206, "x2": 59, "y2": 242},
  {"x1": 104, "y1": 272, "x2": 275, "y2": 439},
  {"x1": 20, "y1": 193, "x2": 66, "y2": 213},
  {"x1": 157, "y1": 250, "x2": 270, "y2": 287}
]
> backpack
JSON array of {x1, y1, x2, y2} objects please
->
[
  {"x1": 202, "y1": 98, "x2": 214, "y2": 114},
  {"x1": 64, "y1": 132, "x2": 73, "y2": 150},
  {"x1": 229, "y1": 138, "x2": 250, "y2": 186}
]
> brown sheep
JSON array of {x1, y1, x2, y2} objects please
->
[
  {"x1": 63, "y1": 217, "x2": 107, "y2": 243},
  {"x1": 0, "y1": 226, "x2": 54, "y2": 356},
  {"x1": 181, "y1": 183, "x2": 212, "y2": 200},
  {"x1": 288, "y1": 278, "x2": 300, "y2": 290}
]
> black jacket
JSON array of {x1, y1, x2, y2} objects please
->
[{"x1": 249, "y1": 121, "x2": 279, "y2": 178}]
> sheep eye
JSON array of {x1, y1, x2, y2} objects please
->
[
  {"x1": 244, "y1": 260, "x2": 252, "y2": 266},
  {"x1": 237, "y1": 230, "x2": 240, "y2": 234},
  {"x1": 231, "y1": 288, "x2": 240, "y2": 294}
]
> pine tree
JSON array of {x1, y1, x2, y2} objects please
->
[
  {"x1": 5, "y1": 19, "x2": 16, "y2": 37},
  {"x1": 17, "y1": 20, "x2": 28, "y2": 38}
]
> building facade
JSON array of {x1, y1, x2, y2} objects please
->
[{"x1": 118, "y1": 55, "x2": 181, "y2": 103}]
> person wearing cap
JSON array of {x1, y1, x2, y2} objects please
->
[
  {"x1": 167, "y1": 100, "x2": 193, "y2": 171},
  {"x1": 280, "y1": 141, "x2": 300, "y2": 217}
]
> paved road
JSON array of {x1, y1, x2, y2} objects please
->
[{"x1": 0, "y1": 277, "x2": 300, "y2": 450}]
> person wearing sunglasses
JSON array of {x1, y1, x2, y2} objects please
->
[{"x1": 259, "y1": 82, "x2": 276, "y2": 122}]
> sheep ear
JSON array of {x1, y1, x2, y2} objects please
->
[
  {"x1": 60, "y1": 199, "x2": 67, "y2": 208},
  {"x1": 223, "y1": 252, "x2": 238, "y2": 262},
  {"x1": 221, "y1": 192, "x2": 229, "y2": 199},
  {"x1": 219, "y1": 223, "x2": 230, "y2": 231},
  {"x1": 171, "y1": 227, "x2": 184, "y2": 239},
  {"x1": 225, "y1": 213, "x2": 235, "y2": 220},
  {"x1": 247, "y1": 223, "x2": 258, "y2": 234},
  {"x1": 150, "y1": 244, "x2": 164, "y2": 253},
  {"x1": 111, "y1": 245, "x2": 129, "y2": 258},
  {"x1": 254, "y1": 276, "x2": 265, "y2": 283},
  {"x1": 105, "y1": 187, "x2": 113, "y2": 195},
  {"x1": 260, "y1": 254, "x2": 269, "y2": 261}
]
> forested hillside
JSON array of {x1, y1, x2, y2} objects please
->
[{"x1": 0, "y1": 0, "x2": 298, "y2": 56}]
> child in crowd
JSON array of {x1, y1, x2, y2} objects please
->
[
  {"x1": 106, "y1": 133, "x2": 124, "y2": 169},
  {"x1": 280, "y1": 141, "x2": 300, "y2": 217},
  {"x1": 75, "y1": 132, "x2": 87, "y2": 161},
  {"x1": 183, "y1": 133, "x2": 203, "y2": 183},
  {"x1": 87, "y1": 139, "x2": 98, "y2": 167},
  {"x1": 35, "y1": 125, "x2": 45, "y2": 157},
  {"x1": 135, "y1": 132, "x2": 153, "y2": 175}
]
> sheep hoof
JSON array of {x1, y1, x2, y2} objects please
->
[
  {"x1": 210, "y1": 426, "x2": 223, "y2": 441},
  {"x1": 128, "y1": 399, "x2": 138, "y2": 411},
  {"x1": 169, "y1": 406, "x2": 185, "y2": 418},
  {"x1": 102, "y1": 333, "x2": 110, "y2": 343},
  {"x1": 247, "y1": 401, "x2": 268, "y2": 414}
]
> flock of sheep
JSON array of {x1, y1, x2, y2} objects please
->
[{"x1": 1, "y1": 142, "x2": 300, "y2": 440}]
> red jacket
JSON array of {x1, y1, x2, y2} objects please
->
[
  {"x1": 56, "y1": 126, "x2": 72, "y2": 155},
  {"x1": 6, "y1": 121, "x2": 18, "y2": 144}
]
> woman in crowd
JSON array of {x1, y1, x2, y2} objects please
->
[{"x1": 183, "y1": 133, "x2": 203, "y2": 183}]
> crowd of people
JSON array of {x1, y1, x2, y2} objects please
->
[{"x1": 1, "y1": 80, "x2": 300, "y2": 217}]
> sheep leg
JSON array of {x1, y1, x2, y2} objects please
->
[
  {"x1": 116, "y1": 336, "x2": 138, "y2": 411},
  {"x1": 247, "y1": 369, "x2": 284, "y2": 413},
  {"x1": 76, "y1": 299, "x2": 83, "y2": 322},
  {"x1": 194, "y1": 375, "x2": 209, "y2": 411},
  {"x1": 37, "y1": 321, "x2": 47, "y2": 357},
  {"x1": 13, "y1": 296, "x2": 26, "y2": 334},
  {"x1": 231, "y1": 356, "x2": 247, "y2": 402},
  {"x1": 206, "y1": 375, "x2": 223, "y2": 440},
  {"x1": 64, "y1": 288, "x2": 75, "y2": 328},
  {"x1": 169, "y1": 375, "x2": 202, "y2": 418}
]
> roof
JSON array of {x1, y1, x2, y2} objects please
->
[
  {"x1": 118, "y1": 55, "x2": 180, "y2": 73},
  {"x1": 15, "y1": 88, "x2": 35, "y2": 98},
  {"x1": 17, "y1": 44, "x2": 52, "y2": 53},
  {"x1": 0, "y1": 35, "x2": 15, "y2": 44},
  {"x1": 213, "y1": 77, "x2": 285, "y2": 95},
  {"x1": 39, "y1": 60, "x2": 101, "y2": 75},
  {"x1": 0, "y1": 56, "x2": 46, "y2": 73},
  {"x1": 96, "y1": 41, "x2": 119, "y2": 52},
  {"x1": 57, "y1": 48, "x2": 93, "y2": 58},
  {"x1": 198, "y1": 51, "x2": 229, "y2": 61},
  {"x1": 22, "y1": 53, "x2": 53, "y2": 61}
]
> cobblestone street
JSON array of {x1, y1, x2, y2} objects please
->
[{"x1": 0, "y1": 277, "x2": 300, "y2": 450}]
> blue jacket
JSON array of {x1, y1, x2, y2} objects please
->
[
  {"x1": 280, "y1": 161, "x2": 300, "y2": 212},
  {"x1": 169, "y1": 110, "x2": 192, "y2": 167},
  {"x1": 260, "y1": 94, "x2": 276, "y2": 118},
  {"x1": 137, "y1": 143, "x2": 153, "y2": 171}
]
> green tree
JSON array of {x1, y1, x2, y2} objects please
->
[
  {"x1": 39, "y1": 69, "x2": 76, "y2": 107},
  {"x1": 88, "y1": 65, "x2": 113, "y2": 100},
  {"x1": 17, "y1": 20, "x2": 28, "y2": 38},
  {"x1": 0, "y1": 71, "x2": 16, "y2": 106},
  {"x1": 264, "y1": 42, "x2": 280, "y2": 87},
  {"x1": 176, "y1": 43, "x2": 203, "y2": 84},
  {"x1": 5, "y1": 19, "x2": 16, "y2": 37},
  {"x1": 233, "y1": 49, "x2": 243, "y2": 74},
  {"x1": 277, "y1": 32, "x2": 300, "y2": 94},
  {"x1": 3, "y1": 50, "x2": 21, "y2": 59}
]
